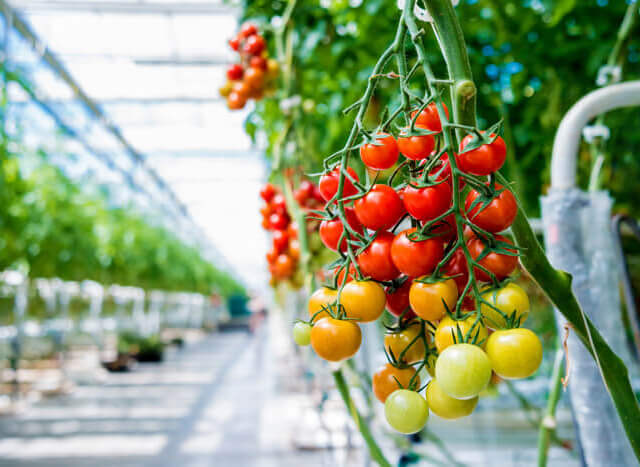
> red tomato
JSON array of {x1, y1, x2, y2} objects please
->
[
  {"x1": 244, "y1": 35, "x2": 266, "y2": 55},
  {"x1": 250, "y1": 56, "x2": 268, "y2": 71},
  {"x1": 397, "y1": 126, "x2": 435, "y2": 160},
  {"x1": 465, "y1": 184, "x2": 517, "y2": 233},
  {"x1": 411, "y1": 103, "x2": 449, "y2": 133},
  {"x1": 391, "y1": 228, "x2": 444, "y2": 277},
  {"x1": 403, "y1": 182, "x2": 451, "y2": 222},
  {"x1": 385, "y1": 279, "x2": 416, "y2": 318},
  {"x1": 429, "y1": 213, "x2": 457, "y2": 243},
  {"x1": 354, "y1": 184, "x2": 404, "y2": 231},
  {"x1": 294, "y1": 180, "x2": 315, "y2": 205},
  {"x1": 270, "y1": 193, "x2": 287, "y2": 214},
  {"x1": 318, "y1": 166, "x2": 359, "y2": 202},
  {"x1": 227, "y1": 64, "x2": 244, "y2": 81},
  {"x1": 467, "y1": 234, "x2": 518, "y2": 281},
  {"x1": 239, "y1": 23, "x2": 258, "y2": 38},
  {"x1": 442, "y1": 248, "x2": 469, "y2": 294},
  {"x1": 229, "y1": 37, "x2": 240, "y2": 51},
  {"x1": 357, "y1": 232, "x2": 400, "y2": 282},
  {"x1": 260, "y1": 183, "x2": 277, "y2": 202},
  {"x1": 273, "y1": 254, "x2": 295, "y2": 278},
  {"x1": 360, "y1": 133, "x2": 399, "y2": 170},
  {"x1": 266, "y1": 247, "x2": 278, "y2": 264},
  {"x1": 458, "y1": 133, "x2": 507, "y2": 176},
  {"x1": 319, "y1": 208, "x2": 363, "y2": 252},
  {"x1": 334, "y1": 264, "x2": 357, "y2": 284},
  {"x1": 272, "y1": 229, "x2": 289, "y2": 253},
  {"x1": 269, "y1": 212, "x2": 289, "y2": 230}
]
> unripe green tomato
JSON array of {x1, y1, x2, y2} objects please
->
[
  {"x1": 302, "y1": 99, "x2": 316, "y2": 113},
  {"x1": 426, "y1": 379, "x2": 478, "y2": 419},
  {"x1": 308, "y1": 232, "x2": 323, "y2": 252},
  {"x1": 435, "y1": 343, "x2": 492, "y2": 400},
  {"x1": 479, "y1": 283, "x2": 530, "y2": 329},
  {"x1": 384, "y1": 389, "x2": 429, "y2": 434},
  {"x1": 293, "y1": 322, "x2": 312, "y2": 346},
  {"x1": 485, "y1": 328, "x2": 543, "y2": 379}
]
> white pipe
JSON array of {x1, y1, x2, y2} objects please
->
[{"x1": 551, "y1": 81, "x2": 640, "y2": 189}]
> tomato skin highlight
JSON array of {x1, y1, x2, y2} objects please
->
[
  {"x1": 458, "y1": 133, "x2": 507, "y2": 176},
  {"x1": 310, "y1": 317, "x2": 362, "y2": 362},
  {"x1": 426, "y1": 379, "x2": 478, "y2": 419},
  {"x1": 384, "y1": 389, "x2": 429, "y2": 434},
  {"x1": 479, "y1": 283, "x2": 530, "y2": 329},
  {"x1": 354, "y1": 184, "x2": 404, "y2": 231},
  {"x1": 434, "y1": 315, "x2": 488, "y2": 353},
  {"x1": 360, "y1": 133, "x2": 399, "y2": 170},
  {"x1": 403, "y1": 182, "x2": 451, "y2": 222},
  {"x1": 485, "y1": 328, "x2": 543, "y2": 379},
  {"x1": 308, "y1": 287, "x2": 337, "y2": 320},
  {"x1": 391, "y1": 228, "x2": 444, "y2": 278},
  {"x1": 409, "y1": 278, "x2": 458, "y2": 322},
  {"x1": 467, "y1": 234, "x2": 518, "y2": 281},
  {"x1": 384, "y1": 322, "x2": 428, "y2": 365},
  {"x1": 372, "y1": 363, "x2": 419, "y2": 403},
  {"x1": 435, "y1": 343, "x2": 492, "y2": 400},
  {"x1": 318, "y1": 166, "x2": 359, "y2": 202},
  {"x1": 397, "y1": 126, "x2": 435, "y2": 160},
  {"x1": 465, "y1": 184, "x2": 517, "y2": 233},
  {"x1": 357, "y1": 232, "x2": 400, "y2": 282},
  {"x1": 341, "y1": 280, "x2": 386, "y2": 323}
]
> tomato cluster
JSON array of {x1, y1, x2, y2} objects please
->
[
  {"x1": 293, "y1": 102, "x2": 544, "y2": 434},
  {"x1": 219, "y1": 23, "x2": 279, "y2": 110}
]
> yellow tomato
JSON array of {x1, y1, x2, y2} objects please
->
[
  {"x1": 426, "y1": 379, "x2": 478, "y2": 419},
  {"x1": 434, "y1": 314, "x2": 488, "y2": 353},
  {"x1": 308, "y1": 287, "x2": 337, "y2": 320},
  {"x1": 409, "y1": 278, "x2": 458, "y2": 321},
  {"x1": 341, "y1": 280, "x2": 386, "y2": 322},
  {"x1": 384, "y1": 322, "x2": 429, "y2": 365},
  {"x1": 485, "y1": 328, "x2": 542, "y2": 379},
  {"x1": 479, "y1": 283, "x2": 530, "y2": 329}
]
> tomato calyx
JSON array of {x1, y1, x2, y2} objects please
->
[
  {"x1": 444, "y1": 313, "x2": 487, "y2": 347},
  {"x1": 457, "y1": 120, "x2": 504, "y2": 155}
]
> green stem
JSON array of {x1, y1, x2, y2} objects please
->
[
  {"x1": 537, "y1": 348, "x2": 566, "y2": 467},
  {"x1": 333, "y1": 369, "x2": 392, "y2": 467}
]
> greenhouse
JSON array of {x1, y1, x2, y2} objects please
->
[{"x1": 0, "y1": 0, "x2": 639, "y2": 466}]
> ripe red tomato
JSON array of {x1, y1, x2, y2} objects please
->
[
  {"x1": 294, "y1": 180, "x2": 315, "y2": 205},
  {"x1": 429, "y1": 212, "x2": 456, "y2": 243},
  {"x1": 260, "y1": 183, "x2": 277, "y2": 202},
  {"x1": 334, "y1": 264, "x2": 357, "y2": 284},
  {"x1": 391, "y1": 228, "x2": 444, "y2": 277},
  {"x1": 226, "y1": 64, "x2": 244, "y2": 81},
  {"x1": 318, "y1": 166, "x2": 359, "y2": 202},
  {"x1": 266, "y1": 247, "x2": 278, "y2": 264},
  {"x1": 319, "y1": 208, "x2": 363, "y2": 252},
  {"x1": 411, "y1": 102, "x2": 449, "y2": 132},
  {"x1": 467, "y1": 234, "x2": 518, "y2": 281},
  {"x1": 244, "y1": 35, "x2": 266, "y2": 55},
  {"x1": 360, "y1": 133, "x2": 399, "y2": 170},
  {"x1": 229, "y1": 37, "x2": 240, "y2": 51},
  {"x1": 442, "y1": 248, "x2": 469, "y2": 294},
  {"x1": 397, "y1": 126, "x2": 435, "y2": 160},
  {"x1": 250, "y1": 56, "x2": 268, "y2": 71},
  {"x1": 270, "y1": 193, "x2": 287, "y2": 214},
  {"x1": 269, "y1": 212, "x2": 289, "y2": 230},
  {"x1": 465, "y1": 184, "x2": 517, "y2": 233},
  {"x1": 354, "y1": 184, "x2": 404, "y2": 231},
  {"x1": 403, "y1": 182, "x2": 451, "y2": 221},
  {"x1": 385, "y1": 279, "x2": 416, "y2": 319},
  {"x1": 458, "y1": 133, "x2": 507, "y2": 176},
  {"x1": 357, "y1": 232, "x2": 400, "y2": 282},
  {"x1": 239, "y1": 23, "x2": 258, "y2": 38},
  {"x1": 227, "y1": 92, "x2": 246, "y2": 110},
  {"x1": 272, "y1": 229, "x2": 289, "y2": 253}
]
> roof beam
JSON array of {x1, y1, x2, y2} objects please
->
[{"x1": 7, "y1": 1, "x2": 235, "y2": 15}]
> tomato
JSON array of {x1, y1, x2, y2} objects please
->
[
  {"x1": 467, "y1": 234, "x2": 518, "y2": 281},
  {"x1": 411, "y1": 102, "x2": 449, "y2": 132},
  {"x1": 403, "y1": 182, "x2": 451, "y2": 222},
  {"x1": 479, "y1": 283, "x2": 530, "y2": 329},
  {"x1": 443, "y1": 248, "x2": 469, "y2": 294},
  {"x1": 458, "y1": 132, "x2": 507, "y2": 176},
  {"x1": 310, "y1": 317, "x2": 361, "y2": 362},
  {"x1": 391, "y1": 228, "x2": 444, "y2": 277},
  {"x1": 341, "y1": 280, "x2": 386, "y2": 322},
  {"x1": 265, "y1": 247, "x2": 278, "y2": 264},
  {"x1": 227, "y1": 64, "x2": 244, "y2": 81},
  {"x1": 318, "y1": 166, "x2": 359, "y2": 202},
  {"x1": 434, "y1": 314, "x2": 488, "y2": 353},
  {"x1": 334, "y1": 264, "x2": 357, "y2": 285},
  {"x1": 308, "y1": 286, "x2": 337, "y2": 320},
  {"x1": 269, "y1": 212, "x2": 289, "y2": 230},
  {"x1": 319, "y1": 208, "x2": 362, "y2": 252},
  {"x1": 239, "y1": 22, "x2": 258, "y2": 38},
  {"x1": 465, "y1": 184, "x2": 517, "y2": 233},
  {"x1": 229, "y1": 37, "x2": 240, "y2": 51},
  {"x1": 293, "y1": 322, "x2": 311, "y2": 346},
  {"x1": 244, "y1": 34, "x2": 266, "y2": 55},
  {"x1": 429, "y1": 212, "x2": 457, "y2": 243},
  {"x1": 354, "y1": 184, "x2": 404, "y2": 231},
  {"x1": 426, "y1": 379, "x2": 478, "y2": 419},
  {"x1": 294, "y1": 180, "x2": 314, "y2": 205},
  {"x1": 485, "y1": 328, "x2": 542, "y2": 379},
  {"x1": 357, "y1": 232, "x2": 399, "y2": 281},
  {"x1": 232, "y1": 81, "x2": 250, "y2": 99},
  {"x1": 409, "y1": 278, "x2": 458, "y2": 321},
  {"x1": 384, "y1": 322, "x2": 428, "y2": 365},
  {"x1": 435, "y1": 343, "x2": 492, "y2": 400},
  {"x1": 260, "y1": 183, "x2": 277, "y2": 202},
  {"x1": 227, "y1": 92, "x2": 246, "y2": 110},
  {"x1": 384, "y1": 389, "x2": 429, "y2": 434},
  {"x1": 272, "y1": 229, "x2": 289, "y2": 253},
  {"x1": 273, "y1": 254, "x2": 294, "y2": 278},
  {"x1": 385, "y1": 279, "x2": 415, "y2": 318},
  {"x1": 219, "y1": 81, "x2": 233, "y2": 97},
  {"x1": 373, "y1": 364, "x2": 419, "y2": 403},
  {"x1": 266, "y1": 58, "x2": 280, "y2": 78},
  {"x1": 270, "y1": 193, "x2": 287, "y2": 214},
  {"x1": 397, "y1": 126, "x2": 435, "y2": 160},
  {"x1": 360, "y1": 133, "x2": 399, "y2": 170},
  {"x1": 288, "y1": 240, "x2": 300, "y2": 261},
  {"x1": 250, "y1": 56, "x2": 268, "y2": 71},
  {"x1": 244, "y1": 67, "x2": 265, "y2": 90}
]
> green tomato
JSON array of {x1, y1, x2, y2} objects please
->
[
  {"x1": 435, "y1": 343, "x2": 492, "y2": 400},
  {"x1": 479, "y1": 283, "x2": 530, "y2": 329},
  {"x1": 485, "y1": 328, "x2": 542, "y2": 379},
  {"x1": 426, "y1": 379, "x2": 478, "y2": 419},
  {"x1": 384, "y1": 389, "x2": 429, "y2": 434},
  {"x1": 293, "y1": 322, "x2": 312, "y2": 346}
]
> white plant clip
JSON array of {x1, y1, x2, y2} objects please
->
[
  {"x1": 596, "y1": 65, "x2": 622, "y2": 87},
  {"x1": 583, "y1": 124, "x2": 610, "y2": 143},
  {"x1": 396, "y1": 0, "x2": 459, "y2": 22}
]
